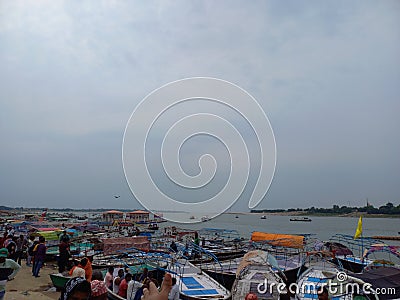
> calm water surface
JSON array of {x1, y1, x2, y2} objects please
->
[{"x1": 161, "y1": 213, "x2": 400, "y2": 241}]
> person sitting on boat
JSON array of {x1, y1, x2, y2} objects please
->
[
  {"x1": 113, "y1": 269, "x2": 125, "y2": 294},
  {"x1": 169, "y1": 241, "x2": 178, "y2": 253},
  {"x1": 118, "y1": 272, "x2": 132, "y2": 298},
  {"x1": 79, "y1": 257, "x2": 92, "y2": 282},
  {"x1": 127, "y1": 277, "x2": 143, "y2": 300},
  {"x1": 60, "y1": 277, "x2": 91, "y2": 300},
  {"x1": 317, "y1": 286, "x2": 329, "y2": 300},
  {"x1": 194, "y1": 232, "x2": 200, "y2": 246},
  {"x1": 168, "y1": 277, "x2": 179, "y2": 300},
  {"x1": 90, "y1": 270, "x2": 108, "y2": 300},
  {"x1": 0, "y1": 248, "x2": 21, "y2": 300},
  {"x1": 104, "y1": 266, "x2": 114, "y2": 290}
]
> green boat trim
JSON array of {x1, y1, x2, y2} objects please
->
[{"x1": 49, "y1": 273, "x2": 71, "y2": 289}]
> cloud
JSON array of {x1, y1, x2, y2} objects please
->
[{"x1": 0, "y1": 0, "x2": 399, "y2": 209}]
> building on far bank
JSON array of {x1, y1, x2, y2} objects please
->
[
  {"x1": 102, "y1": 210, "x2": 124, "y2": 223},
  {"x1": 126, "y1": 210, "x2": 150, "y2": 223}
]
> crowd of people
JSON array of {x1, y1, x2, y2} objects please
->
[{"x1": 0, "y1": 226, "x2": 181, "y2": 300}]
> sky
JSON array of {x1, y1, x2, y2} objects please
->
[{"x1": 0, "y1": 0, "x2": 399, "y2": 211}]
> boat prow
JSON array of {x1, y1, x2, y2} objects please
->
[{"x1": 49, "y1": 273, "x2": 71, "y2": 290}]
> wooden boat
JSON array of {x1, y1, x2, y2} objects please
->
[
  {"x1": 289, "y1": 217, "x2": 312, "y2": 222},
  {"x1": 107, "y1": 287, "x2": 125, "y2": 300},
  {"x1": 49, "y1": 273, "x2": 71, "y2": 289},
  {"x1": 260, "y1": 215, "x2": 266, "y2": 219},
  {"x1": 148, "y1": 223, "x2": 159, "y2": 230},
  {"x1": 200, "y1": 256, "x2": 242, "y2": 290},
  {"x1": 327, "y1": 234, "x2": 381, "y2": 273},
  {"x1": 231, "y1": 250, "x2": 285, "y2": 300}
]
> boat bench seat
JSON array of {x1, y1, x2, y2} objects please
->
[
  {"x1": 183, "y1": 289, "x2": 219, "y2": 296},
  {"x1": 181, "y1": 277, "x2": 204, "y2": 289},
  {"x1": 305, "y1": 277, "x2": 328, "y2": 283}
]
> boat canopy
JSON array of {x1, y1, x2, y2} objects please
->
[
  {"x1": 251, "y1": 232, "x2": 304, "y2": 249},
  {"x1": 324, "y1": 241, "x2": 353, "y2": 256},
  {"x1": 363, "y1": 245, "x2": 400, "y2": 259},
  {"x1": 35, "y1": 230, "x2": 62, "y2": 241}
]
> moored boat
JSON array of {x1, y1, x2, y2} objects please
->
[
  {"x1": 295, "y1": 251, "x2": 379, "y2": 300},
  {"x1": 49, "y1": 273, "x2": 71, "y2": 290},
  {"x1": 170, "y1": 259, "x2": 231, "y2": 300},
  {"x1": 289, "y1": 217, "x2": 312, "y2": 222},
  {"x1": 231, "y1": 250, "x2": 285, "y2": 300}
]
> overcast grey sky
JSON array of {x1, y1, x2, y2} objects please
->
[{"x1": 0, "y1": 1, "x2": 399, "y2": 211}]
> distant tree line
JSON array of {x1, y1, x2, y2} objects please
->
[{"x1": 251, "y1": 202, "x2": 400, "y2": 215}]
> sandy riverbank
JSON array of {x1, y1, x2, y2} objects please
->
[{"x1": 5, "y1": 262, "x2": 59, "y2": 300}]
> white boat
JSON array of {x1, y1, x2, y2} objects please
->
[
  {"x1": 295, "y1": 252, "x2": 378, "y2": 300},
  {"x1": 169, "y1": 259, "x2": 231, "y2": 300},
  {"x1": 260, "y1": 215, "x2": 267, "y2": 219},
  {"x1": 201, "y1": 216, "x2": 210, "y2": 222}
]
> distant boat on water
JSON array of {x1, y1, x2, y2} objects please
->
[
  {"x1": 201, "y1": 216, "x2": 210, "y2": 222},
  {"x1": 260, "y1": 215, "x2": 266, "y2": 219},
  {"x1": 290, "y1": 217, "x2": 312, "y2": 222}
]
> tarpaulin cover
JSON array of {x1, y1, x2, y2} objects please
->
[
  {"x1": 251, "y1": 232, "x2": 304, "y2": 249},
  {"x1": 36, "y1": 230, "x2": 62, "y2": 241},
  {"x1": 324, "y1": 242, "x2": 353, "y2": 256},
  {"x1": 353, "y1": 267, "x2": 400, "y2": 299},
  {"x1": 103, "y1": 236, "x2": 150, "y2": 255}
]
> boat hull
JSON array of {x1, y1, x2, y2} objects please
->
[
  {"x1": 49, "y1": 273, "x2": 71, "y2": 290},
  {"x1": 107, "y1": 288, "x2": 126, "y2": 300},
  {"x1": 203, "y1": 269, "x2": 236, "y2": 291}
]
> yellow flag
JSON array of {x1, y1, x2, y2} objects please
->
[{"x1": 354, "y1": 216, "x2": 363, "y2": 239}]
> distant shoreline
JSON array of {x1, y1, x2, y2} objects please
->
[
  {"x1": 1, "y1": 206, "x2": 399, "y2": 218},
  {"x1": 227, "y1": 211, "x2": 400, "y2": 218}
]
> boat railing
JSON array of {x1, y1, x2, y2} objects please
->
[
  {"x1": 328, "y1": 233, "x2": 383, "y2": 257},
  {"x1": 297, "y1": 250, "x2": 344, "y2": 279}
]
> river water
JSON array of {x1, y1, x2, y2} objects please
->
[{"x1": 160, "y1": 213, "x2": 399, "y2": 241}]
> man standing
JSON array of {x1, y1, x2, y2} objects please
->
[
  {"x1": 3, "y1": 236, "x2": 16, "y2": 261},
  {"x1": 58, "y1": 237, "x2": 70, "y2": 273},
  {"x1": 117, "y1": 273, "x2": 132, "y2": 299},
  {"x1": 59, "y1": 231, "x2": 70, "y2": 243},
  {"x1": 32, "y1": 236, "x2": 46, "y2": 277},
  {"x1": 15, "y1": 235, "x2": 26, "y2": 265},
  {"x1": 0, "y1": 248, "x2": 21, "y2": 300}
]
